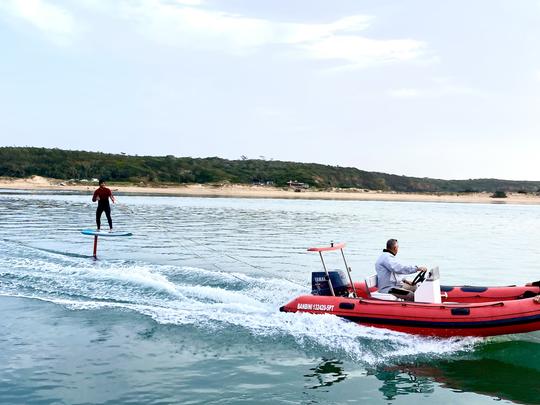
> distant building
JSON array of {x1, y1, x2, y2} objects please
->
[
  {"x1": 252, "y1": 179, "x2": 274, "y2": 186},
  {"x1": 287, "y1": 180, "x2": 309, "y2": 192}
]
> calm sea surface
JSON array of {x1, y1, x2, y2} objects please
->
[{"x1": 1, "y1": 191, "x2": 540, "y2": 404}]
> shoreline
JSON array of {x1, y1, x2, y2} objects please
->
[{"x1": 2, "y1": 176, "x2": 540, "y2": 204}]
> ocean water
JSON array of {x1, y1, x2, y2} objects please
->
[{"x1": 1, "y1": 191, "x2": 540, "y2": 404}]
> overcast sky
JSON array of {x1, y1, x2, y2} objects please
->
[{"x1": 1, "y1": 0, "x2": 539, "y2": 180}]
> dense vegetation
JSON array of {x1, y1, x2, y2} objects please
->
[{"x1": 2, "y1": 147, "x2": 539, "y2": 193}]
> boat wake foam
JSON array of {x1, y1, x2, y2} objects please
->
[{"x1": 0, "y1": 239, "x2": 481, "y2": 365}]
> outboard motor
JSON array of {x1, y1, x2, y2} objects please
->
[{"x1": 312, "y1": 271, "x2": 350, "y2": 296}]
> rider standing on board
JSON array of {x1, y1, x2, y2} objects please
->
[
  {"x1": 92, "y1": 179, "x2": 115, "y2": 230},
  {"x1": 375, "y1": 239, "x2": 427, "y2": 297}
]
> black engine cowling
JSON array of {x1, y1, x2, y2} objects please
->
[{"x1": 311, "y1": 271, "x2": 350, "y2": 296}]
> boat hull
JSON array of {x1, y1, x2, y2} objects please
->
[{"x1": 280, "y1": 295, "x2": 540, "y2": 337}]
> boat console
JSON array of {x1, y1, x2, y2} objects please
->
[{"x1": 414, "y1": 267, "x2": 441, "y2": 303}]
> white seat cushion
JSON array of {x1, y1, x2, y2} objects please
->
[{"x1": 370, "y1": 291, "x2": 400, "y2": 301}]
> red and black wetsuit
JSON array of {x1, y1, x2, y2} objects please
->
[{"x1": 92, "y1": 187, "x2": 113, "y2": 229}]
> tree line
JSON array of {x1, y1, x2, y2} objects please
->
[{"x1": 2, "y1": 147, "x2": 539, "y2": 193}]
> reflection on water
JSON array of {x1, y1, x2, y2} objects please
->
[
  {"x1": 398, "y1": 357, "x2": 540, "y2": 405},
  {"x1": 385, "y1": 340, "x2": 540, "y2": 404},
  {"x1": 303, "y1": 339, "x2": 540, "y2": 403},
  {"x1": 416, "y1": 339, "x2": 540, "y2": 405},
  {"x1": 374, "y1": 368, "x2": 434, "y2": 400},
  {"x1": 305, "y1": 359, "x2": 348, "y2": 390}
]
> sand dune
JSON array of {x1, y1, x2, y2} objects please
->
[{"x1": 1, "y1": 176, "x2": 539, "y2": 204}]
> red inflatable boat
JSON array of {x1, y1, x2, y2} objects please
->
[{"x1": 280, "y1": 243, "x2": 540, "y2": 337}]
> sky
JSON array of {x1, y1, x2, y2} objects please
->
[{"x1": 1, "y1": 0, "x2": 539, "y2": 180}]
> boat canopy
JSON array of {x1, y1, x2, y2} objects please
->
[{"x1": 307, "y1": 242, "x2": 346, "y2": 252}]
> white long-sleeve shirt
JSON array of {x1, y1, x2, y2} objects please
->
[{"x1": 375, "y1": 251, "x2": 418, "y2": 293}]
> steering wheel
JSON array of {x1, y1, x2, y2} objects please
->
[{"x1": 410, "y1": 269, "x2": 427, "y2": 286}]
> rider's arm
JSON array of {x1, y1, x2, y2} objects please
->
[{"x1": 387, "y1": 255, "x2": 418, "y2": 275}]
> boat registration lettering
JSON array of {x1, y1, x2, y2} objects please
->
[{"x1": 297, "y1": 303, "x2": 334, "y2": 311}]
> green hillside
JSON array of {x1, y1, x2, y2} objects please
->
[{"x1": 1, "y1": 146, "x2": 539, "y2": 193}]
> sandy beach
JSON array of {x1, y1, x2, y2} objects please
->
[{"x1": 1, "y1": 176, "x2": 540, "y2": 204}]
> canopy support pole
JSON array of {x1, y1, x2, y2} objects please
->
[
  {"x1": 340, "y1": 248, "x2": 357, "y2": 298},
  {"x1": 318, "y1": 251, "x2": 335, "y2": 296}
]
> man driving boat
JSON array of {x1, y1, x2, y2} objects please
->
[{"x1": 375, "y1": 239, "x2": 427, "y2": 299}]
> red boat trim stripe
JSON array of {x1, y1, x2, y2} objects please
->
[{"x1": 340, "y1": 313, "x2": 540, "y2": 329}]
